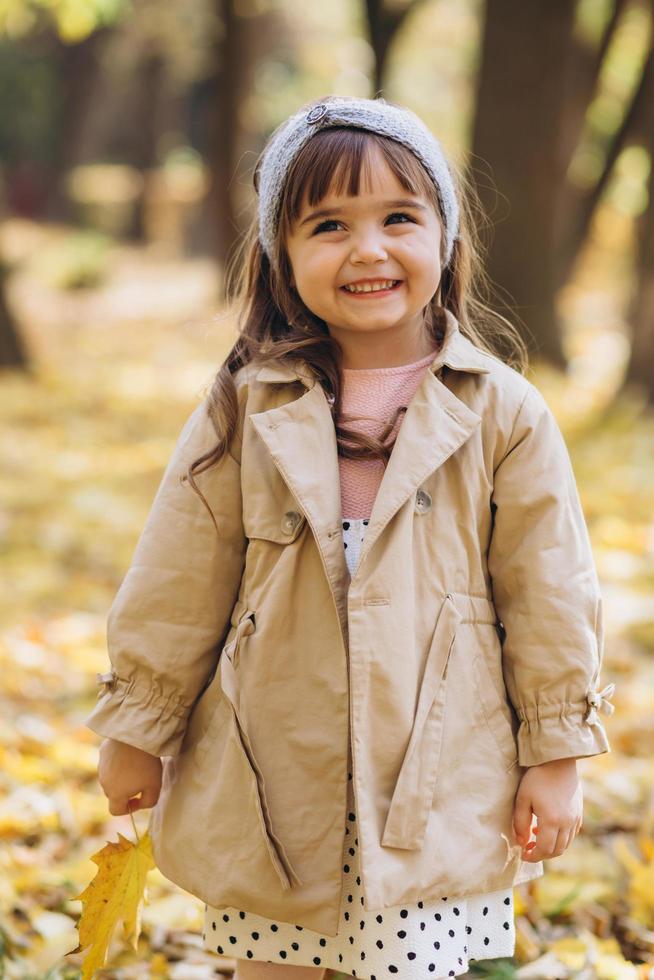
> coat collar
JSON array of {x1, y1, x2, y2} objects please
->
[{"x1": 254, "y1": 308, "x2": 492, "y2": 386}]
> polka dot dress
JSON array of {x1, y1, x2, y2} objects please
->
[{"x1": 203, "y1": 518, "x2": 517, "y2": 978}]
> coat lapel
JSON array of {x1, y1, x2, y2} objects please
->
[
  {"x1": 250, "y1": 310, "x2": 491, "y2": 597},
  {"x1": 354, "y1": 361, "x2": 483, "y2": 575},
  {"x1": 249, "y1": 381, "x2": 349, "y2": 612}
]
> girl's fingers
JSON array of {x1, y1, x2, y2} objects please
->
[
  {"x1": 133, "y1": 786, "x2": 160, "y2": 810},
  {"x1": 513, "y1": 797, "x2": 534, "y2": 844},
  {"x1": 523, "y1": 823, "x2": 557, "y2": 861},
  {"x1": 107, "y1": 787, "x2": 160, "y2": 815},
  {"x1": 108, "y1": 796, "x2": 131, "y2": 816},
  {"x1": 524, "y1": 824, "x2": 579, "y2": 860}
]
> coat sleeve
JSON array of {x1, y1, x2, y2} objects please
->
[
  {"x1": 487, "y1": 381, "x2": 615, "y2": 768},
  {"x1": 84, "y1": 398, "x2": 247, "y2": 758}
]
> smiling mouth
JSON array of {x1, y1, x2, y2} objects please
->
[{"x1": 341, "y1": 280, "x2": 403, "y2": 296}]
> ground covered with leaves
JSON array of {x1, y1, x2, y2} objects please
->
[{"x1": 1, "y1": 218, "x2": 654, "y2": 979}]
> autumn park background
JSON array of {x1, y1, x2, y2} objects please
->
[{"x1": 1, "y1": 0, "x2": 654, "y2": 977}]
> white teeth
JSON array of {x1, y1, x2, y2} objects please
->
[{"x1": 343, "y1": 279, "x2": 398, "y2": 293}]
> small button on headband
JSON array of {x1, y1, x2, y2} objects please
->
[{"x1": 306, "y1": 103, "x2": 328, "y2": 124}]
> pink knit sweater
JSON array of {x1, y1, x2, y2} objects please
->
[{"x1": 338, "y1": 348, "x2": 439, "y2": 520}]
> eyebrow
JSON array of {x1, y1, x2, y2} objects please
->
[{"x1": 298, "y1": 198, "x2": 429, "y2": 229}]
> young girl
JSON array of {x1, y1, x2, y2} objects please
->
[{"x1": 88, "y1": 95, "x2": 616, "y2": 980}]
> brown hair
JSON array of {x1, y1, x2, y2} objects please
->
[{"x1": 185, "y1": 123, "x2": 528, "y2": 513}]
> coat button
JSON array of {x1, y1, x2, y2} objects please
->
[
  {"x1": 415, "y1": 488, "x2": 432, "y2": 513},
  {"x1": 281, "y1": 510, "x2": 302, "y2": 534}
]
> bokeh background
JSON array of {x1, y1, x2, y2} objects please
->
[{"x1": 1, "y1": 0, "x2": 653, "y2": 977}]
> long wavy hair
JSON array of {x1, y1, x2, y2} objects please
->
[{"x1": 185, "y1": 106, "x2": 528, "y2": 515}]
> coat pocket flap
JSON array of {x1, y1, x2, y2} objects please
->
[
  {"x1": 244, "y1": 498, "x2": 307, "y2": 544},
  {"x1": 381, "y1": 593, "x2": 463, "y2": 851}
]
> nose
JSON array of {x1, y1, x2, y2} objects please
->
[{"x1": 350, "y1": 225, "x2": 388, "y2": 264}]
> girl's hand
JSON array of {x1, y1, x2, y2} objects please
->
[
  {"x1": 98, "y1": 737, "x2": 162, "y2": 816},
  {"x1": 512, "y1": 757, "x2": 583, "y2": 862}
]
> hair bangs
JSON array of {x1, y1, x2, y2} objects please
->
[{"x1": 277, "y1": 128, "x2": 443, "y2": 255}]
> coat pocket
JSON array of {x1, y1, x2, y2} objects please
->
[
  {"x1": 218, "y1": 612, "x2": 303, "y2": 891},
  {"x1": 224, "y1": 695, "x2": 302, "y2": 891},
  {"x1": 472, "y1": 636, "x2": 519, "y2": 772},
  {"x1": 381, "y1": 593, "x2": 462, "y2": 851}
]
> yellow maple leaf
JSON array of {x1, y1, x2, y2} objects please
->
[{"x1": 68, "y1": 829, "x2": 155, "y2": 979}]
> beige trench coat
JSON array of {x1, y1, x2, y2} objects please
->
[{"x1": 85, "y1": 309, "x2": 615, "y2": 937}]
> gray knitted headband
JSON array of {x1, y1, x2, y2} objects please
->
[{"x1": 255, "y1": 95, "x2": 460, "y2": 269}]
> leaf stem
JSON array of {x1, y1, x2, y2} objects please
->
[{"x1": 129, "y1": 806, "x2": 140, "y2": 844}]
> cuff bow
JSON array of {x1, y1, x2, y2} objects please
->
[
  {"x1": 585, "y1": 682, "x2": 616, "y2": 726},
  {"x1": 96, "y1": 669, "x2": 118, "y2": 694}
]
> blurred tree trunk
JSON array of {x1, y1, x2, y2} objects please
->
[
  {"x1": 45, "y1": 29, "x2": 111, "y2": 223},
  {"x1": 189, "y1": 0, "x2": 289, "y2": 290},
  {"x1": 627, "y1": 160, "x2": 654, "y2": 401},
  {"x1": 0, "y1": 260, "x2": 28, "y2": 369},
  {"x1": 624, "y1": 38, "x2": 654, "y2": 401},
  {"x1": 364, "y1": 0, "x2": 431, "y2": 95},
  {"x1": 47, "y1": 30, "x2": 166, "y2": 241},
  {"x1": 124, "y1": 49, "x2": 167, "y2": 242},
  {"x1": 470, "y1": 0, "x2": 578, "y2": 365},
  {"x1": 203, "y1": 0, "x2": 255, "y2": 295},
  {"x1": 470, "y1": 0, "x2": 642, "y2": 367}
]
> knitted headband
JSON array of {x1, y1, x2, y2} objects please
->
[{"x1": 255, "y1": 95, "x2": 460, "y2": 270}]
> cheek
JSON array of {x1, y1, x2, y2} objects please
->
[
  {"x1": 293, "y1": 272, "x2": 327, "y2": 312},
  {"x1": 402, "y1": 241, "x2": 442, "y2": 283},
  {"x1": 298, "y1": 253, "x2": 338, "y2": 291}
]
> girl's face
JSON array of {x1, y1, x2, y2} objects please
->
[{"x1": 285, "y1": 143, "x2": 443, "y2": 366}]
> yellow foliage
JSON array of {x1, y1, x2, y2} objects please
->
[
  {"x1": 614, "y1": 836, "x2": 654, "y2": 927},
  {"x1": 550, "y1": 932, "x2": 639, "y2": 979},
  {"x1": 150, "y1": 950, "x2": 172, "y2": 977},
  {"x1": 69, "y1": 829, "x2": 155, "y2": 979}
]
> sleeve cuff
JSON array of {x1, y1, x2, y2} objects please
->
[
  {"x1": 516, "y1": 683, "x2": 616, "y2": 768},
  {"x1": 83, "y1": 670, "x2": 191, "y2": 758}
]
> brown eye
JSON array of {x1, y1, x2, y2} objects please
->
[
  {"x1": 313, "y1": 220, "x2": 341, "y2": 234},
  {"x1": 386, "y1": 212, "x2": 415, "y2": 224}
]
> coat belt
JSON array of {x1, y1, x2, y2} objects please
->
[{"x1": 381, "y1": 592, "x2": 497, "y2": 851}]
